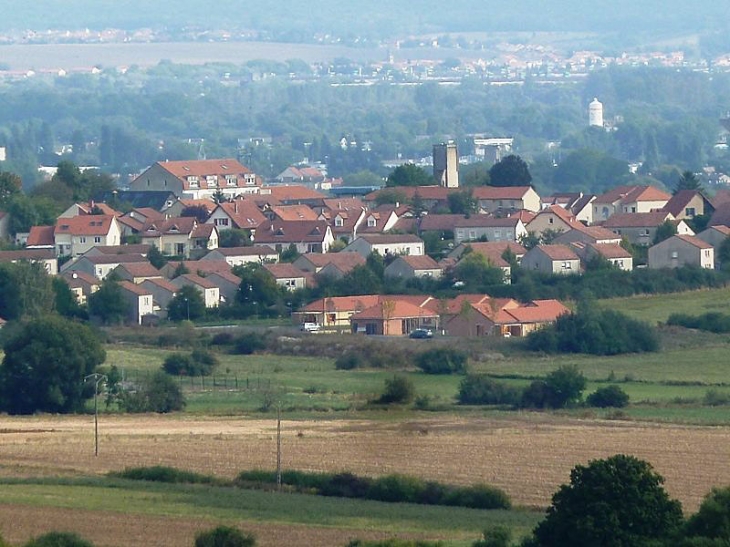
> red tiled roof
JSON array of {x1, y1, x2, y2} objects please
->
[
  {"x1": 603, "y1": 212, "x2": 672, "y2": 228},
  {"x1": 254, "y1": 220, "x2": 331, "y2": 244},
  {"x1": 471, "y1": 186, "x2": 534, "y2": 200},
  {"x1": 263, "y1": 263, "x2": 306, "y2": 279},
  {"x1": 298, "y1": 252, "x2": 365, "y2": 270},
  {"x1": 119, "y1": 280, "x2": 153, "y2": 296},
  {"x1": 0, "y1": 249, "x2": 56, "y2": 262},
  {"x1": 62, "y1": 270, "x2": 99, "y2": 287},
  {"x1": 115, "y1": 262, "x2": 162, "y2": 278},
  {"x1": 672, "y1": 234, "x2": 713, "y2": 250},
  {"x1": 534, "y1": 244, "x2": 580, "y2": 261},
  {"x1": 620, "y1": 185, "x2": 670, "y2": 205},
  {"x1": 496, "y1": 299, "x2": 570, "y2": 324},
  {"x1": 26, "y1": 226, "x2": 55, "y2": 246},
  {"x1": 205, "y1": 271, "x2": 242, "y2": 285},
  {"x1": 271, "y1": 205, "x2": 319, "y2": 221},
  {"x1": 142, "y1": 217, "x2": 197, "y2": 236},
  {"x1": 140, "y1": 277, "x2": 179, "y2": 293},
  {"x1": 175, "y1": 273, "x2": 218, "y2": 290},
  {"x1": 534, "y1": 204, "x2": 579, "y2": 225},
  {"x1": 364, "y1": 186, "x2": 452, "y2": 202},
  {"x1": 86, "y1": 244, "x2": 151, "y2": 255},
  {"x1": 355, "y1": 299, "x2": 439, "y2": 321},
  {"x1": 593, "y1": 185, "x2": 640, "y2": 205},
  {"x1": 215, "y1": 200, "x2": 267, "y2": 229},
  {"x1": 259, "y1": 185, "x2": 327, "y2": 202},
  {"x1": 570, "y1": 225, "x2": 621, "y2": 241},
  {"x1": 179, "y1": 199, "x2": 217, "y2": 214},
  {"x1": 55, "y1": 215, "x2": 116, "y2": 236},
  {"x1": 191, "y1": 224, "x2": 215, "y2": 239},
  {"x1": 300, "y1": 295, "x2": 382, "y2": 313},
  {"x1": 83, "y1": 253, "x2": 148, "y2": 265},
  {"x1": 210, "y1": 245, "x2": 277, "y2": 257},
  {"x1": 394, "y1": 255, "x2": 440, "y2": 270},
  {"x1": 159, "y1": 158, "x2": 251, "y2": 178},
  {"x1": 356, "y1": 234, "x2": 423, "y2": 244},
  {"x1": 587, "y1": 243, "x2": 633, "y2": 259}
]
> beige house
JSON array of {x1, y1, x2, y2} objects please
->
[
  {"x1": 471, "y1": 186, "x2": 541, "y2": 214},
  {"x1": 542, "y1": 193, "x2": 595, "y2": 224},
  {"x1": 552, "y1": 225, "x2": 622, "y2": 246},
  {"x1": 0, "y1": 249, "x2": 58, "y2": 275},
  {"x1": 648, "y1": 235, "x2": 714, "y2": 270},
  {"x1": 139, "y1": 277, "x2": 179, "y2": 319},
  {"x1": 344, "y1": 234, "x2": 424, "y2": 257},
  {"x1": 61, "y1": 253, "x2": 148, "y2": 280},
  {"x1": 350, "y1": 299, "x2": 440, "y2": 336},
  {"x1": 525, "y1": 205, "x2": 580, "y2": 238},
  {"x1": 253, "y1": 220, "x2": 335, "y2": 254},
  {"x1": 201, "y1": 245, "x2": 278, "y2": 267},
  {"x1": 54, "y1": 215, "x2": 122, "y2": 257},
  {"x1": 521, "y1": 245, "x2": 581, "y2": 275},
  {"x1": 204, "y1": 271, "x2": 242, "y2": 305},
  {"x1": 171, "y1": 273, "x2": 220, "y2": 307},
  {"x1": 580, "y1": 243, "x2": 634, "y2": 271},
  {"x1": 292, "y1": 252, "x2": 365, "y2": 275},
  {"x1": 140, "y1": 217, "x2": 218, "y2": 259},
  {"x1": 112, "y1": 262, "x2": 164, "y2": 284},
  {"x1": 61, "y1": 271, "x2": 100, "y2": 304},
  {"x1": 384, "y1": 255, "x2": 443, "y2": 279},
  {"x1": 603, "y1": 212, "x2": 693, "y2": 246},
  {"x1": 662, "y1": 190, "x2": 714, "y2": 220},
  {"x1": 206, "y1": 199, "x2": 267, "y2": 232},
  {"x1": 131, "y1": 158, "x2": 260, "y2": 200},
  {"x1": 263, "y1": 263, "x2": 309, "y2": 291},
  {"x1": 118, "y1": 280, "x2": 155, "y2": 325},
  {"x1": 445, "y1": 298, "x2": 569, "y2": 337},
  {"x1": 593, "y1": 185, "x2": 671, "y2": 221}
]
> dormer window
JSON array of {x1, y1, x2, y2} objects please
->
[
  {"x1": 206, "y1": 175, "x2": 217, "y2": 187},
  {"x1": 367, "y1": 217, "x2": 376, "y2": 227},
  {"x1": 226, "y1": 175, "x2": 237, "y2": 186},
  {"x1": 335, "y1": 216, "x2": 344, "y2": 227},
  {"x1": 188, "y1": 176, "x2": 199, "y2": 188}
]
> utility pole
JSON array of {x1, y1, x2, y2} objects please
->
[
  {"x1": 84, "y1": 373, "x2": 107, "y2": 457},
  {"x1": 276, "y1": 404, "x2": 282, "y2": 492}
]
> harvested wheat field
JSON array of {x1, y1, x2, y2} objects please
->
[{"x1": 0, "y1": 413, "x2": 727, "y2": 513}]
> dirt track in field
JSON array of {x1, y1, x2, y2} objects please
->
[{"x1": 0, "y1": 413, "x2": 727, "y2": 513}]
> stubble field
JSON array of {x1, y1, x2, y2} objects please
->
[{"x1": 0, "y1": 413, "x2": 727, "y2": 540}]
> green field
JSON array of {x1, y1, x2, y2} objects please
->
[
  {"x1": 0, "y1": 477, "x2": 541, "y2": 546},
  {"x1": 598, "y1": 287, "x2": 730, "y2": 325}
]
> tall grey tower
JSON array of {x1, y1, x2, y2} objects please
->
[{"x1": 433, "y1": 142, "x2": 459, "y2": 188}]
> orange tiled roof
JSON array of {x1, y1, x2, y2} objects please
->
[
  {"x1": 26, "y1": 225, "x2": 55, "y2": 246},
  {"x1": 534, "y1": 244, "x2": 580, "y2": 261},
  {"x1": 55, "y1": 215, "x2": 116, "y2": 236}
]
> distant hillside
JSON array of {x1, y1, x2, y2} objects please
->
[{"x1": 2, "y1": 0, "x2": 728, "y2": 38}]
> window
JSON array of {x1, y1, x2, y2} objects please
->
[
  {"x1": 548, "y1": 217, "x2": 554, "y2": 224},
  {"x1": 469, "y1": 230, "x2": 477, "y2": 240},
  {"x1": 671, "y1": 251, "x2": 678, "y2": 259},
  {"x1": 335, "y1": 217, "x2": 344, "y2": 227},
  {"x1": 640, "y1": 229, "x2": 650, "y2": 236},
  {"x1": 79, "y1": 237, "x2": 86, "y2": 243},
  {"x1": 367, "y1": 217, "x2": 376, "y2": 227},
  {"x1": 215, "y1": 218, "x2": 229, "y2": 226},
  {"x1": 94, "y1": 236, "x2": 101, "y2": 244},
  {"x1": 206, "y1": 175, "x2": 217, "y2": 187},
  {"x1": 561, "y1": 261, "x2": 572, "y2": 270},
  {"x1": 685, "y1": 207, "x2": 696, "y2": 217},
  {"x1": 188, "y1": 176, "x2": 199, "y2": 188},
  {"x1": 226, "y1": 175, "x2": 237, "y2": 186},
  {"x1": 244, "y1": 174, "x2": 256, "y2": 185}
]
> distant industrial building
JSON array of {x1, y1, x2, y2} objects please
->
[
  {"x1": 473, "y1": 137, "x2": 513, "y2": 163},
  {"x1": 433, "y1": 142, "x2": 459, "y2": 188}
]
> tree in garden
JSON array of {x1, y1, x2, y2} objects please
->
[
  {"x1": 488, "y1": 155, "x2": 532, "y2": 187},
  {"x1": 674, "y1": 170, "x2": 702, "y2": 194},
  {"x1": 386, "y1": 164, "x2": 433, "y2": 187},
  {"x1": 167, "y1": 285, "x2": 206, "y2": 321},
  {"x1": 447, "y1": 190, "x2": 477, "y2": 215},
  {"x1": 653, "y1": 220, "x2": 678, "y2": 245},
  {"x1": 0, "y1": 261, "x2": 56, "y2": 320},
  {"x1": 120, "y1": 370, "x2": 185, "y2": 413},
  {"x1": 0, "y1": 171, "x2": 22, "y2": 207},
  {"x1": 147, "y1": 245, "x2": 167, "y2": 269},
  {"x1": 87, "y1": 277, "x2": 130, "y2": 324},
  {"x1": 0, "y1": 315, "x2": 106, "y2": 414},
  {"x1": 530, "y1": 454, "x2": 683, "y2": 547},
  {"x1": 195, "y1": 526, "x2": 256, "y2": 547}
]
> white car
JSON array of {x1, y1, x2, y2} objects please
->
[{"x1": 300, "y1": 322, "x2": 321, "y2": 333}]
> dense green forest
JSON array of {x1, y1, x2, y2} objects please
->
[{"x1": 1, "y1": 62, "x2": 728, "y2": 196}]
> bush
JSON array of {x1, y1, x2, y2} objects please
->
[
  {"x1": 368, "y1": 474, "x2": 425, "y2": 503},
  {"x1": 232, "y1": 332, "x2": 267, "y2": 355},
  {"x1": 445, "y1": 484, "x2": 512, "y2": 510},
  {"x1": 346, "y1": 540, "x2": 444, "y2": 547},
  {"x1": 378, "y1": 375, "x2": 416, "y2": 404},
  {"x1": 195, "y1": 526, "x2": 256, "y2": 547},
  {"x1": 458, "y1": 375, "x2": 522, "y2": 406},
  {"x1": 472, "y1": 526, "x2": 512, "y2": 547},
  {"x1": 162, "y1": 350, "x2": 219, "y2": 376},
  {"x1": 110, "y1": 465, "x2": 218, "y2": 484},
  {"x1": 703, "y1": 389, "x2": 730, "y2": 406},
  {"x1": 667, "y1": 312, "x2": 730, "y2": 333},
  {"x1": 587, "y1": 385, "x2": 630, "y2": 408},
  {"x1": 415, "y1": 348, "x2": 468, "y2": 374},
  {"x1": 335, "y1": 351, "x2": 367, "y2": 370},
  {"x1": 527, "y1": 307, "x2": 659, "y2": 355},
  {"x1": 521, "y1": 366, "x2": 586, "y2": 409},
  {"x1": 120, "y1": 371, "x2": 185, "y2": 413},
  {"x1": 24, "y1": 532, "x2": 95, "y2": 547}
]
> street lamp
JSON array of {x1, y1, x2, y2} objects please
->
[
  {"x1": 183, "y1": 297, "x2": 190, "y2": 321},
  {"x1": 84, "y1": 373, "x2": 108, "y2": 457}
]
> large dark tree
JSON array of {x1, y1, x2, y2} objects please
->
[
  {"x1": 531, "y1": 454, "x2": 683, "y2": 547},
  {"x1": 386, "y1": 164, "x2": 434, "y2": 187},
  {"x1": 167, "y1": 285, "x2": 206, "y2": 321},
  {"x1": 674, "y1": 170, "x2": 702, "y2": 194},
  {"x1": 683, "y1": 486, "x2": 730, "y2": 542},
  {"x1": 488, "y1": 155, "x2": 532, "y2": 187},
  {"x1": 87, "y1": 278, "x2": 130, "y2": 324},
  {"x1": 195, "y1": 526, "x2": 256, "y2": 547},
  {"x1": 0, "y1": 315, "x2": 106, "y2": 414},
  {"x1": 0, "y1": 171, "x2": 22, "y2": 208}
]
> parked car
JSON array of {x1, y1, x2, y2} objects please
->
[
  {"x1": 409, "y1": 328, "x2": 433, "y2": 339},
  {"x1": 300, "y1": 322, "x2": 321, "y2": 333}
]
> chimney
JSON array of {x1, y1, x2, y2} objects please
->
[{"x1": 234, "y1": 202, "x2": 238, "y2": 214}]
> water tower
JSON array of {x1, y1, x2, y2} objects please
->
[{"x1": 589, "y1": 98, "x2": 604, "y2": 127}]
